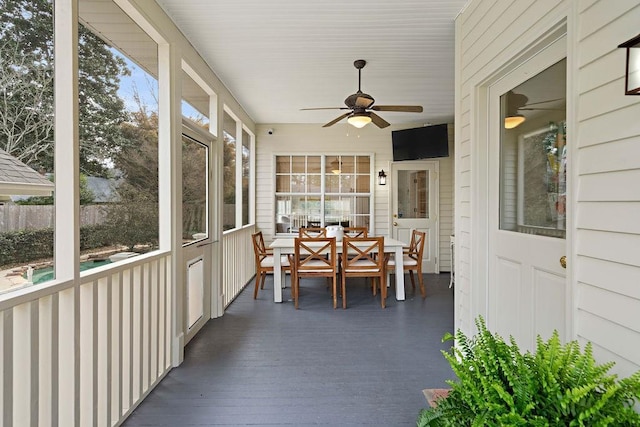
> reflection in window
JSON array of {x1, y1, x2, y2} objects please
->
[
  {"x1": 182, "y1": 135, "x2": 208, "y2": 244},
  {"x1": 274, "y1": 155, "x2": 371, "y2": 233},
  {"x1": 397, "y1": 170, "x2": 428, "y2": 219},
  {"x1": 500, "y1": 58, "x2": 566, "y2": 238}
]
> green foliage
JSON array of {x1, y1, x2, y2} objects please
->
[
  {"x1": 418, "y1": 317, "x2": 640, "y2": 427},
  {"x1": 0, "y1": 0, "x2": 130, "y2": 175},
  {"x1": 101, "y1": 183, "x2": 158, "y2": 251},
  {"x1": 0, "y1": 224, "x2": 113, "y2": 267}
]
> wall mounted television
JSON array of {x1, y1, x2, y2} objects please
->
[{"x1": 391, "y1": 124, "x2": 449, "y2": 161}]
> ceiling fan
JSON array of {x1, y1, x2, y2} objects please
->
[
  {"x1": 301, "y1": 59, "x2": 423, "y2": 129},
  {"x1": 504, "y1": 91, "x2": 564, "y2": 129}
]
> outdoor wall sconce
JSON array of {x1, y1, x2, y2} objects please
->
[
  {"x1": 618, "y1": 33, "x2": 640, "y2": 95},
  {"x1": 378, "y1": 169, "x2": 387, "y2": 185}
]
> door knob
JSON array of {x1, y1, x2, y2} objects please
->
[
  {"x1": 559, "y1": 256, "x2": 567, "y2": 269},
  {"x1": 393, "y1": 222, "x2": 398, "y2": 226}
]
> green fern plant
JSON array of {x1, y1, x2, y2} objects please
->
[{"x1": 418, "y1": 317, "x2": 640, "y2": 427}]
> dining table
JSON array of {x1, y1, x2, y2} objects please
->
[{"x1": 269, "y1": 236, "x2": 408, "y2": 303}]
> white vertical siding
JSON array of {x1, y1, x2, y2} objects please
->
[
  {"x1": 456, "y1": 0, "x2": 640, "y2": 375},
  {"x1": 253, "y1": 123, "x2": 455, "y2": 272}
]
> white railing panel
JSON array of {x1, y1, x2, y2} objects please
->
[
  {"x1": 0, "y1": 252, "x2": 173, "y2": 426},
  {"x1": 110, "y1": 271, "x2": 121, "y2": 424},
  {"x1": 39, "y1": 295, "x2": 55, "y2": 427},
  {"x1": 121, "y1": 269, "x2": 132, "y2": 415},
  {"x1": 58, "y1": 288, "x2": 75, "y2": 426},
  {"x1": 222, "y1": 227, "x2": 256, "y2": 307},
  {"x1": 0, "y1": 309, "x2": 5, "y2": 427},
  {"x1": 13, "y1": 302, "x2": 30, "y2": 426},
  {"x1": 150, "y1": 260, "x2": 158, "y2": 390},
  {"x1": 131, "y1": 266, "x2": 142, "y2": 404},
  {"x1": 141, "y1": 264, "x2": 150, "y2": 394},
  {"x1": 97, "y1": 276, "x2": 109, "y2": 427},
  {"x1": 79, "y1": 282, "x2": 94, "y2": 427}
]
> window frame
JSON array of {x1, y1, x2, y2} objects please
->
[{"x1": 273, "y1": 153, "x2": 375, "y2": 235}]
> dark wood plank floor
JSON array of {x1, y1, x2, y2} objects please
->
[{"x1": 123, "y1": 273, "x2": 455, "y2": 426}]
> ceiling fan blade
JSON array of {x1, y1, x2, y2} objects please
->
[
  {"x1": 301, "y1": 107, "x2": 349, "y2": 111},
  {"x1": 322, "y1": 112, "x2": 351, "y2": 127},
  {"x1": 355, "y1": 96, "x2": 375, "y2": 108},
  {"x1": 369, "y1": 112, "x2": 390, "y2": 128},
  {"x1": 519, "y1": 107, "x2": 565, "y2": 111},
  {"x1": 371, "y1": 105, "x2": 423, "y2": 113},
  {"x1": 523, "y1": 97, "x2": 564, "y2": 107}
]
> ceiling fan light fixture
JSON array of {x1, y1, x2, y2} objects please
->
[
  {"x1": 504, "y1": 114, "x2": 526, "y2": 129},
  {"x1": 347, "y1": 113, "x2": 371, "y2": 128},
  {"x1": 330, "y1": 159, "x2": 341, "y2": 174}
]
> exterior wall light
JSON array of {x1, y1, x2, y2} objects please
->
[
  {"x1": 619, "y1": 33, "x2": 640, "y2": 95},
  {"x1": 378, "y1": 169, "x2": 387, "y2": 185}
]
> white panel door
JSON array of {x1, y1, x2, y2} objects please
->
[
  {"x1": 487, "y1": 35, "x2": 568, "y2": 351},
  {"x1": 391, "y1": 161, "x2": 439, "y2": 273}
]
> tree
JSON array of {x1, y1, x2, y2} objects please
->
[
  {"x1": 223, "y1": 133, "x2": 236, "y2": 204},
  {"x1": 102, "y1": 102, "x2": 160, "y2": 250},
  {"x1": 0, "y1": 0, "x2": 130, "y2": 174}
]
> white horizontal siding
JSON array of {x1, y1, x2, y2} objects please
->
[
  {"x1": 574, "y1": 0, "x2": 640, "y2": 375},
  {"x1": 457, "y1": 0, "x2": 640, "y2": 375}
]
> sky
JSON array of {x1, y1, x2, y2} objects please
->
[{"x1": 113, "y1": 49, "x2": 204, "y2": 123}]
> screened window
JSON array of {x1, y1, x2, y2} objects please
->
[
  {"x1": 0, "y1": 0, "x2": 55, "y2": 292},
  {"x1": 79, "y1": 6, "x2": 160, "y2": 265},
  {"x1": 222, "y1": 112, "x2": 237, "y2": 231},
  {"x1": 182, "y1": 135, "x2": 208, "y2": 244},
  {"x1": 275, "y1": 155, "x2": 372, "y2": 234},
  {"x1": 241, "y1": 129, "x2": 251, "y2": 226}
]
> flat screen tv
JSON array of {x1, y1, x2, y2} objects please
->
[{"x1": 392, "y1": 124, "x2": 449, "y2": 161}]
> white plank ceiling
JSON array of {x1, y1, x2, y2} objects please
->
[{"x1": 154, "y1": 0, "x2": 469, "y2": 126}]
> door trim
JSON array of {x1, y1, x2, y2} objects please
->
[
  {"x1": 471, "y1": 22, "x2": 573, "y2": 340},
  {"x1": 389, "y1": 160, "x2": 440, "y2": 274}
]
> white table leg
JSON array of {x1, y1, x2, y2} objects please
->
[
  {"x1": 273, "y1": 248, "x2": 283, "y2": 303},
  {"x1": 394, "y1": 246, "x2": 405, "y2": 300}
]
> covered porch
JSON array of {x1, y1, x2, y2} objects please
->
[{"x1": 122, "y1": 274, "x2": 453, "y2": 426}]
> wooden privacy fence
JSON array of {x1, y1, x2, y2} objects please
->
[{"x1": 0, "y1": 205, "x2": 107, "y2": 233}]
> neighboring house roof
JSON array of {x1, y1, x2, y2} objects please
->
[{"x1": 0, "y1": 149, "x2": 54, "y2": 197}]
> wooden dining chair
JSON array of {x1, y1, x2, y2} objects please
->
[
  {"x1": 343, "y1": 226, "x2": 368, "y2": 238},
  {"x1": 386, "y1": 229, "x2": 426, "y2": 298},
  {"x1": 289, "y1": 237, "x2": 338, "y2": 309},
  {"x1": 341, "y1": 236, "x2": 387, "y2": 309},
  {"x1": 251, "y1": 231, "x2": 290, "y2": 299},
  {"x1": 298, "y1": 227, "x2": 327, "y2": 238}
]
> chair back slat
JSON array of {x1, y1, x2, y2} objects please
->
[
  {"x1": 290, "y1": 237, "x2": 338, "y2": 309},
  {"x1": 408, "y1": 230, "x2": 426, "y2": 261},
  {"x1": 343, "y1": 226, "x2": 368, "y2": 238},
  {"x1": 295, "y1": 237, "x2": 337, "y2": 273},
  {"x1": 299, "y1": 227, "x2": 327, "y2": 238},
  {"x1": 340, "y1": 236, "x2": 387, "y2": 308},
  {"x1": 342, "y1": 236, "x2": 385, "y2": 272},
  {"x1": 252, "y1": 231, "x2": 267, "y2": 260},
  {"x1": 251, "y1": 231, "x2": 290, "y2": 299}
]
